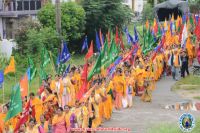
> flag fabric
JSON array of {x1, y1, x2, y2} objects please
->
[
  {"x1": 63, "y1": 64, "x2": 70, "y2": 78},
  {"x1": 0, "y1": 70, "x2": 3, "y2": 89},
  {"x1": 57, "y1": 63, "x2": 66, "y2": 76},
  {"x1": 81, "y1": 36, "x2": 88, "y2": 52},
  {"x1": 85, "y1": 40, "x2": 94, "y2": 60},
  {"x1": 119, "y1": 33, "x2": 125, "y2": 50},
  {"x1": 28, "y1": 57, "x2": 37, "y2": 81},
  {"x1": 194, "y1": 19, "x2": 200, "y2": 41},
  {"x1": 101, "y1": 39, "x2": 109, "y2": 65},
  {"x1": 99, "y1": 29, "x2": 104, "y2": 46},
  {"x1": 96, "y1": 31, "x2": 101, "y2": 52},
  {"x1": 77, "y1": 63, "x2": 88, "y2": 100},
  {"x1": 153, "y1": 18, "x2": 158, "y2": 35},
  {"x1": 4, "y1": 56, "x2": 15, "y2": 75},
  {"x1": 128, "y1": 33, "x2": 135, "y2": 45},
  {"x1": 19, "y1": 73, "x2": 28, "y2": 98},
  {"x1": 115, "y1": 26, "x2": 119, "y2": 45},
  {"x1": 87, "y1": 53, "x2": 102, "y2": 81},
  {"x1": 14, "y1": 100, "x2": 32, "y2": 132},
  {"x1": 124, "y1": 27, "x2": 131, "y2": 45},
  {"x1": 41, "y1": 47, "x2": 50, "y2": 68},
  {"x1": 134, "y1": 26, "x2": 139, "y2": 43},
  {"x1": 146, "y1": 19, "x2": 149, "y2": 30},
  {"x1": 181, "y1": 23, "x2": 188, "y2": 48},
  {"x1": 5, "y1": 84, "x2": 22, "y2": 122},
  {"x1": 60, "y1": 42, "x2": 71, "y2": 63},
  {"x1": 39, "y1": 67, "x2": 47, "y2": 82}
]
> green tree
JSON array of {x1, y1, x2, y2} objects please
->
[
  {"x1": 142, "y1": 3, "x2": 154, "y2": 20},
  {"x1": 38, "y1": 2, "x2": 86, "y2": 42},
  {"x1": 82, "y1": 0, "x2": 132, "y2": 39},
  {"x1": 15, "y1": 18, "x2": 41, "y2": 55}
]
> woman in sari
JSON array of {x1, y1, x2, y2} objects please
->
[{"x1": 52, "y1": 107, "x2": 67, "y2": 133}]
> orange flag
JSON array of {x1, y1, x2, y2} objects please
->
[
  {"x1": 146, "y1": 19, "x2": 149, "y2": 30},
  {"x1": 20, "y1": 73, "x2": 28, "y2": 98},
  {"x1": 4, "y1": 56, "x2": 16, "y2": 75},
  {"x1": 85, "y1": 40, "x2": 94, "y2": 60}
]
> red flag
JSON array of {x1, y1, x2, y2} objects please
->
[
  {"x1": 85, "y1": 41, "x2": 93, "y2": 60},
  {"x1": 14, "y1": 100, "x2": 32, "y2": 132},
  {"x1": 194, "y1": 20, "x2": 200, "y2": 41},
  {"x1": 20, "y1": 73, "x2": 28, "y2": 98},
  {"x1": 107, "y1": 30, "x2": 110, "y2": 46},
  {"x1": 115, "y1": 26, "x2": 119, "y2": 45},
  {"x1": 99, "y1": 29, "x2": 103, "y2": 46},
  {"x1": 119, "y1": 33, "x2": 125, "y2": 50},
  {"x1": 76, "y1": 63, "x2": 88, "y2": 100}
]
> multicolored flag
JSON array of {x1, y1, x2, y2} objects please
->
[
  {"x1": 5, "y1": 84, "x2": 22, "y2": 122},
  {"x1": 115, "y1": 26, "x2": 119, "y2": 45},
  {"x1": 181, "y1": 23, "x2": 188, "y2": 48},
  {"x1": 4, "y1": 56, "x2": 15, "y2": 75}
]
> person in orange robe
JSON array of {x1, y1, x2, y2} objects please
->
[
  {"x1": 64, "y1": 105, "x2": 71, "y2": 132},
  {"x1": 26, "y1": 118, "x2": 39, "y2": 133},
  {"x1": 0, "y1": 105, "x2": 8, "y2": 132},
  {"x1": 135, "y1": 61, "x2": 145, "y2": 96},
  {"x1": 52, "y1": 107, "x2": 67, "y2": 133},
  {"x1": 112, "y1": 68, "x2": 126, "y2": 110},
  {"x1": 30, "y1": 92, "x2": 44, "y2": 123}
]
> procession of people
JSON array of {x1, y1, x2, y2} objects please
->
[{"x1": 0, "y1": 14, "x2": 200, "y2": 133}]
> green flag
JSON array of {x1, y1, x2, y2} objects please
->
[
  {"x1": 57, "y1": 63, "x2": 66, "y2": 75},
  {"x1": 41, "y1": 47, "x2": 50, "y2": 68},
  {"x1": 101, "y1": 39, "x2": 109, "y2": 65},
  {"x1": 87, "y1": 53, "x2": 102, "y2": 81},
  {"x1": 39, "y1": 67, "x2": 47, "y2": 83},
  {"x1": 104, "y1": 40, "x2": 119, "y2": 68},
  {"x1": 5, "y1": 84, "x2": 22, "y2": 122},
  {"x1": 28, "y1": 57, "x2": 37, "y2": 81}
]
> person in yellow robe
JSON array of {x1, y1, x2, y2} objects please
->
[
  {"x1": 124, "y1": 69, "x2": 135, "y2": 108},
  {"x1": 103, "y1": 78, "x2": 113, "y2": 120},
  {"x1": 141, "y1": 66, "x2": 153, "y2": 102},
  {"x1": 64, "y1": 105, "x2": 71, "y2": 131},
  {"x1": 112, "y1": 68, "x2": 126, "y2": 110},
  {"x1": 54, "y1": 74, "x2": 64, "y2": 107},
  {"x1": 30, "y1": 92, "x2": 44, "y2": 123},
  {"x1": 81, "y1": 102, "x2": 89, "y2": 128},
  {"x1": 52, "y1": 107, "x2": 67, "y2": 133},
  {"x1": 68, "y1": 70, "x2": 76, "y2": 107},
  {"x1": 26, "y1": 119, "x2": 39, "y2": 133},
  {"x1": 135, "y1": 61, "x2": 145, "y2": 96}
]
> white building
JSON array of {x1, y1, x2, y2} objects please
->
[{"x1": 123, "y1": 0, "x2": 144, "y2": 13}]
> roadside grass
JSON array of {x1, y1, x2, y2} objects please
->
[
  {"x1": 147, "y1": 118, "x2": 200, "y2": 133},
  {"x1": 194, "y1": 96, "x2": 200, "y2": 100},
  {"x1": 0, "y1": 54, "x2": 84, "y2": 104},
  {"x1": 171, "y1": 75, "x2": 200, "y2": 91}
]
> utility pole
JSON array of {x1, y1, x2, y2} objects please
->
[{"x1": 55, "y1": 0, "x2": 61, "y2": 36}]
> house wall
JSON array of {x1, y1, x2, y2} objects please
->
[{"x1": 134, "y1": 0, "x2": 144, "y2": 13}]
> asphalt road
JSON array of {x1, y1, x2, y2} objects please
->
[{"x1": 102, "y1": 77, "x2": 200, "y2": 133}]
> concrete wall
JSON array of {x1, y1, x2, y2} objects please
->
[
  {"x1": 134, "y1": 0, "x2": 144, "y2": 13},
  {"x1": 52, "y1": 0, "x2": 75, "y2": 4}
]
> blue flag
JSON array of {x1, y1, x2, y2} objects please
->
[
  {"x1": 60, "y1": 41, "x2": 71, "y2": 63},
  {"x1": 182, "y1": 14, "x2": 186, "y2": 24},
  {"x1": 0, "y1": 70, "x2": 4, "y2": 88},
  {"x1": 134, "y1": 26, "x2": 139, "y2": 43},
  {"x1": 128, "y1": 33, "x2": 136, "y2": 45},
  {"x1": 96, "y1": 31, "x2": 101, "y2": 52},
  {"x1": 124, "y1": 27, "x2": 131, "y2": 45},
  {"x1": 63, "y1": 64, "x2": 70, "y2": 78},
  {"x1": 81, "y1": 36, "x2": 88, "y2": 52}
]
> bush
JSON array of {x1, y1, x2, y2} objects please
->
[{"x1": 142, "y1": 3, "x2": 154, "y2": 21}]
